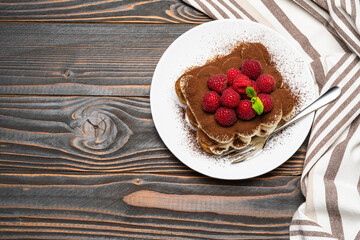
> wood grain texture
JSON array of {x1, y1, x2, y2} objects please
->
[
  {"x1": 0, "y1": 95, "x2": 307, "y2": 175},
  {"x1": 0, "y1": 22, "x2": 196, "y2": 96},
  {"x1": 0, "y1": 95, "x2": 181, "y2": 173},
  {"x1": 0, "y1": 0, "x2": 211, "y2": 23},
  {"x1": 0, "y1": 172, "x2": 304, "y2": 239}
]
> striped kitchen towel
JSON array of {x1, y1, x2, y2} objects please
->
[{"x1": 183, "y1": 0, "x2": 360, "y2": 239}]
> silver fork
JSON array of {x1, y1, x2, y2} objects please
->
[{"x1": 231, "y1": 86, "x2": 341, "y2": 164}]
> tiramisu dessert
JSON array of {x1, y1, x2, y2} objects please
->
[{"x1": 175, "y1": 42, "x2": 295, "y2": 155}]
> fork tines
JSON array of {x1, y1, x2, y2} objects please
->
[{"x1": 223, "y1": 143, "x2": 253, "y2": 157}]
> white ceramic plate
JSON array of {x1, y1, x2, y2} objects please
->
[{"x1": 151, "y1": 19, "x2": 317, "y2": 180}]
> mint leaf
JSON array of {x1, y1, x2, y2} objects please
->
[
  {"x1": 252, "y1": 97, "x2": 264, "y2": 115},
  {"x1": 250, "y1": 97, "x2": 256, "y2": 104},
  {"x1": 246, "y1": 87, "x2": 257, "y2": 99}
]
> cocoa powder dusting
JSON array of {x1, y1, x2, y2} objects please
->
[
  {"x1": 178, "y1": 42, "x2": 295, "y2": 144},
  {"x1": 176, "y1": 104, "x2": 205, "y2": 154}
]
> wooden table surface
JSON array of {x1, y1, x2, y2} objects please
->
[{"x1": 0, "y1": 1, "x2": 307, "y2": 239}]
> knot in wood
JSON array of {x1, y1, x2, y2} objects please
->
[
  {"x1": 63, "y1": 70, "x2": 73, "y2": 78},
  {"x1": 133, "y1": 178, "x2": 143, "y2": 185},
  {"x1": 71, "y1": 101, "x2": 133, "y2": 156},
  {"x1": 84, "y1": 119, "x2": 105, "y2": 138}
]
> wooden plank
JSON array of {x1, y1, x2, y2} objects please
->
[
  {"x1": 0, "y1": 95, "x2": 306, "y2": 175},
  {"x1": 0, "y1": 172, "x2": 304, "y2": 239},
  {"x1": 0, "y1": 0, "x2": 211, "y2": 24},
  {"x1": 0, "y1": 22, "x2": 197, "y2": 96}
]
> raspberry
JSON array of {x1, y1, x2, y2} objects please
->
[
  {"x1": 207, "y1": 74, "x2": 228, "y2": 94},
  {"x1": 241, "y1": 59, "x2": 262, "y2": 79},
  {"x1": 241, "y1": 80, "x2": 260, "y2": 99},
  {"x1": 220, "y1": 88, "x2": 241, "y2": 108},
  {"x1": 232, "y1": 74, "x2": 251, "y2": 94},
  {"x1": 251, "y1": 80, "x2": 260, "y2": 94},
  {"x1": 257, "y1": 74, "x2": 275, "y2": 93},
  {"x1": 236, "y1": 100, "x2": 256, "y2": 120},
  {"x1": 215, "y1": 107, "x2": 237, "y2": 127},
  {"x1": 258, "y1": 93, "x2": 273, "y2": 113},
  {"x1": 226, "y1": 68, "x2": 242, "y2": 86},
  {"x1": 202, "y1": 91, "x2": 221, "y2": 113}
]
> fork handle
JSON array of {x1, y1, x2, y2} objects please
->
[{"x1": 274, "y1": 86, "x2": 341, "y2": 134}]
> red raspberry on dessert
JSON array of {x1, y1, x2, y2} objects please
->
[
  {"x1": 215, "y1": 107, "x2": 237, "y2": 127},
  {"x1": 236, "y1": 100, "x2": 256, "y2": 120},
  {"x1": 226, "y1": 68, "x2": 242, "y2": 86},
  {"x1": 207, "y1": 74, "x2": 228, "y2": 94},
  {"x1": 241, "y1": 59, "x2": 262, "y2": 80},
  {"x1": 241, "y1": 80, "x2": 260, "y2": 99},
  {"x1": 251, "y1": 80, "x2": 260, "y2": 94},
  {"x1": 232, "y1": 74, "x2": 251, "y2": 94},
  {"x1": 202, "y1": 91, "x2": 221, "y2": 113},
  {"x1": 257, "y1": 74, "x2": 275, "y2": 93},
  {"x1": 220, "y1": 88, "x2": 241, "y2": 108},
  {"x1": 258, "y1": 93, "x2": 273, "y2": 113}
]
